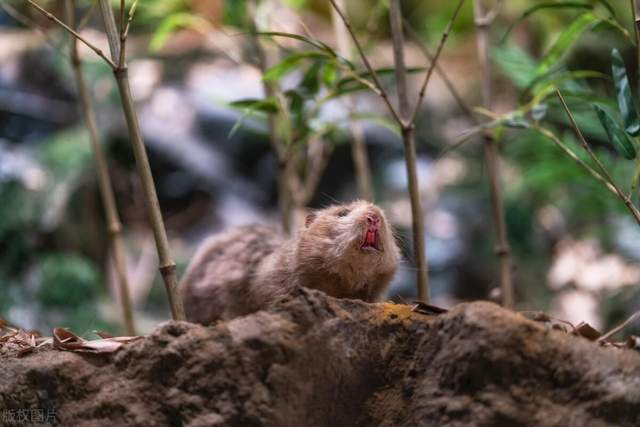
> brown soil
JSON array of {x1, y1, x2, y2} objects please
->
[{"x1": 1, "y1": 288, "x2": 640, "y2": 426}]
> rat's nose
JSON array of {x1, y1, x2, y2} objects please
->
[{"x1": 366, "y1": 213, "x2": 380, "y2": 226}]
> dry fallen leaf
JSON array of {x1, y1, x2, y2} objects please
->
[
  {"x1": 573, "y1": 322, "x2": 602, "y2": 341},
  {"x1": 52, "y1": 328, "x2": 142, "y2": 354},
  {"x1": 0, "y1": 329, "x2": 18, "y2": 343},
  {"x1": 94, "y1": 331, "x2": 115, "y2": 339},
  {"x1": 411, "y1": 301, "x2": 448, "y2": 315},
  {"x1": 0, "y1": 326, "x2": 48, "y2": 357},
  {"x1": 2, "y1": 324, "x2": 144, "y2": 357}
]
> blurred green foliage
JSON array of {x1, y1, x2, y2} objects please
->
[
  {"x1": 0, "y1": 181, "x2": 38, "y2": 277},
  {"x1": 223, "y1": 0, "x2": 247, "y2": 26},
  {"x1": 0, "y1": 125, "x2": 107, "y2": 334},
  {"x1": 39, "y1": 127, "x2": 93, "y2": 178},
  {"x1": 37, "y1": 253, "x2": 101, "y2": 307}
]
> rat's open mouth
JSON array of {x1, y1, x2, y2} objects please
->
[{"x1": 361, "y1": 217, "x2": 382, "y2": 251}]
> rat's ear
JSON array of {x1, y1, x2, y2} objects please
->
[{"x1": 305, "y1": 212, "x2": 317, "y2": 227}]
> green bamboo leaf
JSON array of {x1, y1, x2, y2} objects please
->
[
  {"x1": 523, "y1": 69, "x2": 607, "y2": 100},
  {"x1": 322, "y1": 61, "x2": 337, "y2": 86},
  {"x1": 594, "y1": 105, "x2": 637, "y2": 159},
  {"x1": 257, "y1": 31, "x2": 322, "y2": 48},
  {"x1": 256, "y1": 31, "x2": 354, "y2": 69},
  {"x1": 228, "y1": 98, "x2": 279, "y2": 138},
  {"x1": 284, "y1": 89, "x2": 304, "y2": 107},
  {"x1": 301, "y1": 60, "x2": 323, "y2": 95},
  {"x1": 284, "y1": 89, "x2": 307, "y2": 134},
  {"x1": 263, "y1": 52, "x2": 328, "y2": 82},
  {"x1": 500, "y1": 2, "x2": 593, "y2": 44},
  {"x1": 611, "y1": 48, "x2": 640, "y2": 136},
  {"x1": 536, "y1": 12, "x2": 599, "y2": 76},
  {"x1": 229, "y1": 98, "x2": 278, "y2": 112},
  {"x1": 518, "y1": 90, "x2": 616, "y2": 116},
  {"x1": 492, "y1": 44, "x2": 538, "y2": 89},
  {"x1": 519, "y1": 70, "x2": 608, "y2": 111},
  {"x1": 350, "y1": 112, "x2": 401, "y2": 136},
  {"x1": 335, "y1": 67, "x2": 425, "y2": 92}
]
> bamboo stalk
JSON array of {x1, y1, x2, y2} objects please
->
[
  {"x1": 64, "y1": 0, "x2": 136, "y2": 335},
  {"x1": 473, "y1": 0, "x2": 513, "y2": 308},
  {"x1": 97, "y1": 0, "x2": 185, "y2": 320},
  {"x1": 389, "y1": 0, "x2": 429, "y2": 302},
  {"x1": 112, "y1": 72, "x2": 184, "y2": 320},
  {"x1": 98, "y1": 0, "x2": 120, "y2": 61},
  {"x1": 330, "y1": 0, "x2": 374, "y2": 201}
]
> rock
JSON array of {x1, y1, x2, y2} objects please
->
[{"x1": 1, "y1": 288, "x2": 639, "y2": 426}]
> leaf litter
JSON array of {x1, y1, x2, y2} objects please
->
[{"x1": 0, "y1": 318, "x2": 141, "y2": 357}]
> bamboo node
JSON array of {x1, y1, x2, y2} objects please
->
[
  {"x1": 494, "y1": 245, "x2": 510, "y2": 257},
  {"x1": 159, "y1": 263, "x2": 177, "y2": 278},
  {"x1": 108, "y1": 223, "x2": 123, "y2": 235},
  {"x1": 113, "y1": 66, "x2": 128, "y2": 78}
]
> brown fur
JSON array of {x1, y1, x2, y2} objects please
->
[{"x1": 181, "y1": 201, "x2": 400, "y2": 324}]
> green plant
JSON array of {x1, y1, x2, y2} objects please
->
[{"x1": 492, "y1": 1, "x2": 640, "y2": 213}]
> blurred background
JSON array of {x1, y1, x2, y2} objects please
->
[{"x1": 1, "y1": 0, "x2": 639, "y2": 336}]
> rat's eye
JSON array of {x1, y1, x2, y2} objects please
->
[{"x1": 336, "y1": 208, "x2": 350, "y2": 217}]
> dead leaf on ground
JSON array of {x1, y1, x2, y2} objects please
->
[
  {"x1": 411, "y1": 301, "x2": 448, "y2": 315},
  {"x1": 94, "y1": 331, "x2": 115, "y2": 339},
  {"x1": 573, "y1": 322, "x2": 602, "y2": 341},
  {"x1": 53, "y1": 328, "x2": 142, "y2": 354},
  {"x1": 0, "y1": 326, "x2": 50, "y2": 357}
]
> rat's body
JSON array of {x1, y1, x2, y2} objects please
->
[{"x1": 181, "y1": 201, "x2": 400, "y2": 324}]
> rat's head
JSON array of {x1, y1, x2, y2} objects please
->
[{"x1": 296, "y1": 201, "x2": 400, "y2": 281}]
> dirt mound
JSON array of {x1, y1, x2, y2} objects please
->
[{"x1": 1, "y1": 288, "x2": 640, "y2": 426}]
